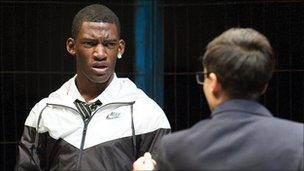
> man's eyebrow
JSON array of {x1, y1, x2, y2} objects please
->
[
  {"x1": 81, "y1": 38, "x2": 97, "y2": 41},
  {"x1": 81, "y1": 38, "x2": 118, "y2": 42},
  {"x1": 103, "y1": 39, "x2": 119, "y2": 42}
]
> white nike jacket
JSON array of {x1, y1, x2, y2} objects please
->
[{"x1": 16, "y1": 74, "x2": 171, "y2": 171}]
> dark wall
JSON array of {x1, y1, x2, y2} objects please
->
[{"x1": 0, "y1": 0, "x2": 303, "y2": 170}]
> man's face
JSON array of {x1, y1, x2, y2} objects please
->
[{"x1": 69, "y1": 21, "x2": 124, "y2": 84}]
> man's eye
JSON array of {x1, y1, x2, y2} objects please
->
[
  {"x1": 103, "y1": 42, "x2": 117, "y2": 49},
  {"x1": 108, "y1": 43, "x2": 116, "y2": 47},
  {"x1": 83, "y1": 41, "x2": 95, "y2": 47}
]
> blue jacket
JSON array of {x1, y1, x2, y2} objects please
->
[{"x1": 158, "y1": 99, "x2": 303, "y2": 170}]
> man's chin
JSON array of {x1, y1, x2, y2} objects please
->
[{"x1": 89, "y1": 75, "x2": 113, "y2": 84}]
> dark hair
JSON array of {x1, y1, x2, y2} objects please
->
[
  {"x1": 202, "y1": 28, "x2": 275, "y2": 100},
  {"x1": 71, "y1": 4, "x2": 121, "y2": 38}
]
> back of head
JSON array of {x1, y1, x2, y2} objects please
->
[
  {"x1": 71, "y1": 4, "x2": 121, "y2": 38},
  {"x1": 203, "y1": 28, "x2": 275, "y2": 100}
]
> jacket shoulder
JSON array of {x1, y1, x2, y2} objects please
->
[{"x1": 25, "y1": 98, "x2": 49, "y2": 128}]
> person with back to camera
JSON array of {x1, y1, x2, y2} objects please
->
[
  {"x1": 133, "y1": 28, "x2": 304, "y2": 170},
  {"x1": 15, "y1": 4, "x2": 170, "y2": 171}
]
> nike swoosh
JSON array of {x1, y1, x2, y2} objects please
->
[{"x1": 106, "y1": 112, "x2": 121, "y2": 119}]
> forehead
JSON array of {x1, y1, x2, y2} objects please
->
[{"x1": 78, "y1": 21, "x2": 119, "y2": 39}]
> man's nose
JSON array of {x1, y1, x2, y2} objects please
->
[{"x1": 93, "y1": 44, "x2": 107, "y2": 59}]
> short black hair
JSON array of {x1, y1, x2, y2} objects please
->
[
  {"x1": 71, "y1": 4, "x2": 121, "y2": 38},
  {"x1": 202, "y1": 28, "x2": 275, "y2": 100}
]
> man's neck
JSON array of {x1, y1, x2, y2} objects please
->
[
  {"x1": 210, "y1": 92, "x2": 230, "y2": 111},
  {"x1": 75, "y1": 75, "x2": 113, "y2": 102}
]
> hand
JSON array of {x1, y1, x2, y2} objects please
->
[{"x1": 133, "y1": 152, "x2": 156, "y2": 171}]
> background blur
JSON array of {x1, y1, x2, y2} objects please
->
[{"x1": 0, "y1": 0, "x2": 303, "y2": 170}]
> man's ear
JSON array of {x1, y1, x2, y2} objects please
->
[
  {"x1": 118, "y1": 39, "x2": 125, "y2": 56},
  {"x1": 66, "y1": 38, "x2": 76, "y2": 56},
  {"x1": 209, "y1": 73, "x2": 221, "y2": 95},
  {"x1": 261, "y1": 84, "x2": 268, "y2": 95}
]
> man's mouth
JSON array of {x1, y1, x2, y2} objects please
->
[{"x1": 92, "y1": 63, "x2": 108, "y2": 74}]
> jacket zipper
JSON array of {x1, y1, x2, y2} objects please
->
[
  {"x1": 46, "y1": 102, "x2": 135, "y2": 170},
  {"x1": 76, "y1": 117, "x2": 90, "y2": 169}
]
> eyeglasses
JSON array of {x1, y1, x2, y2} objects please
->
[{"x1": 196, "y1": 71, "x2": 208, "y2": 85}]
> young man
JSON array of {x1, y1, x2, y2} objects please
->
[
  {"x1": 15, "y1": 4, "x2": 170, "y2": 170},
  {"x1": 133, "y1": 28, "x2": 303, "y2": 170}
]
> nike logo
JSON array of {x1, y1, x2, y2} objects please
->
[{"x1": 106, "y1": 112, "x2": 121, "y2": 120}]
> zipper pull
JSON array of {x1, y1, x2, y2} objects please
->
[{"x1": 83, "y1": 118, "x2": 90, "y2": 133}]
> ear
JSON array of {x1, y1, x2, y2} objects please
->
[
  {"x1": 261, "y1": 84, "x2": 268, "y2": 94},
  {"x1": 118, "y1": 39, "x2": 125, "y2": 56},
  {"x1": 209, "y1": 73, "x2": 221, "y2": 95},
  {"x1": 66, "y1": 38, "x2": 76, "y2": 56}
]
